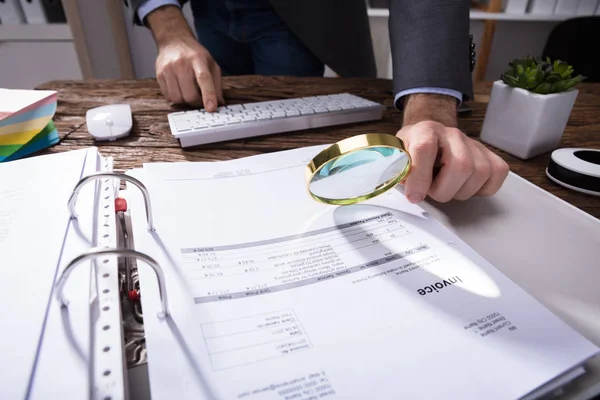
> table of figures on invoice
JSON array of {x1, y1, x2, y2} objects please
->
[{"x1": 180, "y1": 211, "x2": 431, "y2": 303}]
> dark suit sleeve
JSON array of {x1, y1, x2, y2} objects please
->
[
  {"x1": 388, "y1": 0, "x2": 474, "y2": 103},
  {"x1": 122, "y1": 0, "x2": 187, "y2": 26}
]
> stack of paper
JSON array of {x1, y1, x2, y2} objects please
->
[
  {"x1": 124, "y1": 145, "x2": 600, "y2": 400},
  {"x1": 0, "y1": 88, "x2": 59, "y2": 163}
]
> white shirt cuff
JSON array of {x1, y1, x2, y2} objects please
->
[
  {"x1": 394, "y1": 87, "x2": 463, "y2": 109},
  {"x1": 137, "y1": 0, "x2": 181, "y2": 25}
]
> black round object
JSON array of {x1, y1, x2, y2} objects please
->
[{"x1": 546, "y1": 148, "x2": 600, "y2": 196}]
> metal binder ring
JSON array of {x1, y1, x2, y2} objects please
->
[
  {"x1": 55, "y1": 247, "x2": 170, "y2": 318},
  {"x1": 68, "y1": 172, "x2": 155, "y2": 231}
]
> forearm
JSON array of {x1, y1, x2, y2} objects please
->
[
  {"x1": 146, "y1": 5, "x2": 195, "y2": 46},
  {"x1": 388, "y1": 0, "x2": 473, "y2": 101},
  {"x1": 402, "y1": 93, "x2": 458, "y2": 128}
]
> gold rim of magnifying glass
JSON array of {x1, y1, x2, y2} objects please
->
[{"x1": 306, "y1": 133, "x2": 412, "y2": 205}]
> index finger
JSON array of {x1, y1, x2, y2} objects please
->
[
  {"x1": 212, "y1": 64, "x2": 225, "y2": 106},
  {"x1": 192, "y1": 58, "x2": 218, "y2": 112},
  {"x1": 399, "y1": 128, "x2": 439, "y2": 203}
]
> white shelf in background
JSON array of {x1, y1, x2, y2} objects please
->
[
  {"x1": 0, "y1": 23, "x2": 72, "y2": 41},
  {"x1": 367, "y1": 8, "x2": 597, "y2": 21},
  {"x1": 469, "y1": 10, "x2": 582, "y2": 20}
]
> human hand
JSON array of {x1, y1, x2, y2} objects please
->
[
  {"x1": 156, "y1": 35, "x2": 224, "y2": 111},
  {"x1": 397, "y1": 120, "x2": 510, "y2": 203},
  {"x1": 147, "y1": 5, "x2": 224, "y2": 111}
]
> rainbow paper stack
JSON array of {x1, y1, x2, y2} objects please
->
[{"x1": 0, "y1": 89, "x2": 59, "y2": 163}]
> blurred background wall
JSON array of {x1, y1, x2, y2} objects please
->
[{"x1": 0, "y1": 0, "x2": 597, "y2": 89}]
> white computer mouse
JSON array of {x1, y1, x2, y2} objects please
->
[{"x1": 86, "y1": 104, "x2": 132, "y2": 141}]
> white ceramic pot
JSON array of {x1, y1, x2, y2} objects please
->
[{"x1": 479, "y1": 80, "x2": 579, "y2": 160}]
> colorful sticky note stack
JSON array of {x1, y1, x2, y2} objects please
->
[{"x1": 0, "y1": 89, "x2": 60, "y2": 163}]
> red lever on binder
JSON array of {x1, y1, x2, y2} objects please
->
[{"x1": 115, "y1": 197, "x2": 127, "y2": 213}]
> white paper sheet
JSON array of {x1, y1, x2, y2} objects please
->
[
  {"x1": 0, "y1": 148, "x2": 92, "y2": 399},
  {"x1": 126, "y1": 145, "x2": 599, "y2": 400},
  {"x1": 28, "y1": 148, "x2": 102, "y2": 399}
]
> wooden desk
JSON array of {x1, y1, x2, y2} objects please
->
[{"x1": 36, "y1": 76, "x2": 600, "y2": 219}]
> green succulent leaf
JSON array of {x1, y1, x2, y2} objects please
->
[
  {"x1": 533, "y1": 82, "x2": 552, "y2": 94},
  {"x1": 545, "y1": 72, "x2": 562, "y2": 83},
  {"x1": 501, "y1": 74, "x2": 519, "y2": 87},
  {"x1": 554, "y1": 61, "x2": 573, "y2": 78},
  {"x1": 551, "y1": 80, "x2": 567, "y2": 93},
  {"x1": 563, "y1": 75, "x2": 586, "y2": 90},
  {"x1": 517, "y1": 72, "x2": 530, "y2": 88},
  {"x1": 500, "y1": 55, "x2": 584, "y2": 94}
]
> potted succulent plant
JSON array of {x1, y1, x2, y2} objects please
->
[{"x1": 479, "y1": 56, "x2": 586, "y2": 160}]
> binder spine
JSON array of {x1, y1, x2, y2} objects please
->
[
  {"x1": 92, "y1": 156, "x2": 124, "y2": 400},
  {"x1": 52, "y1": 157, "x2": 126, "y2": 400}
]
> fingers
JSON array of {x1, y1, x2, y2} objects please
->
[
  {"x1": 192, "y1": 58, "x2": 218, "y2": 112},
  {"x1": 157, "y1": 57, "x2": 186, "y2": 105},
  {"x1": 213, "y1": 64, "x2": 225, "y2": 105},
  {"x1": 399, "y1": 123, "x2": 439, "y2": 203},
  {"x1": 450, "y1": 140, "x2": 509, "y2": 200},
  {"x1": 475, "y1": 142, "x2": 510, "y2": 196},
  {"x1": 155, "y1": 40, "x2": 224, "y2": 110},
  {"x1": 156, "y1": 70, "x2": 169, "y2": 102},
  {"x1": 178, "y1": 64, "x2": 203, "y2": 107},
  {"x1": 428, "y1": 128, "x2": 474, "y2": 202},
  {"x1": 159, "y1": 59, "x2": 209, "y2": 108},
  {"x1": 397, "y1": 121, "x2": 510, "y2": 204},
  {"x1": 452, "y1": 140, "x2": 492, "y2": 201},
  {"x1": 163, "y1": 69, "x2": 183, "y2": 105}
]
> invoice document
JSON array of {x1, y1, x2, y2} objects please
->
[{"x1": 126, "y1": 145, "x2": 599, "y2": 400}]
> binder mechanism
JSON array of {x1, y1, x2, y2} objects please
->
[{"x1": 56, "y1": 169, "x2": 167, "y2": 400}]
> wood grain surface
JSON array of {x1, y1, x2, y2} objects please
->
[{"x1": 35, "y1": 76, "x2": 600, "y2": 219}]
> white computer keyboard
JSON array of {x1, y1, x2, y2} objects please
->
[{"x1": 167, "y1": 93, "x2": 385, "y2": 147}]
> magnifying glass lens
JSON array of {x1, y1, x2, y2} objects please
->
[{"x1": 306, "y1": 134, "x2": 411, "y2": 205}]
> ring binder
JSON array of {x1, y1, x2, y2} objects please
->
[
  {"x1": 55, "y1": 247, "x2": 170, "y2": 318},
  {"x1": 68, "y1": 172, "x2": 156, "y2": 231}
]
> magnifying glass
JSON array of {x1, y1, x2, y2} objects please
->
[{"x1": 306, "y1": 133, "x2": 412, "y2": 205}]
